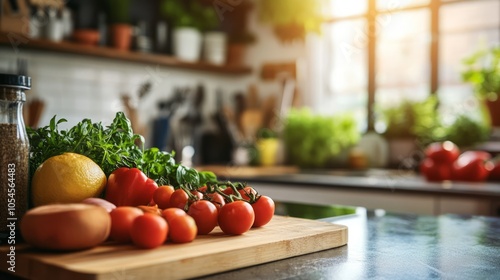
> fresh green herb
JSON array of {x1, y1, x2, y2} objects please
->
[
  {"x1": 444, "y1": 115, "x2": 490, "y2": 148},
  {"x1": 462, "y1": 46, "x2": 500, "y2": 101},
  {"x1": 380, "y1": 95, "x2": 442, "y2": 145},
  {"x1": 27, "y1": 112, "x2": 217, "y2": 189},
  {"x1": 283, "y1": 109, "x2": 360, "y2": 168}
]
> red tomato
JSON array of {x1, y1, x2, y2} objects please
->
[
  {"x1": 489, "y1": 160, "x2": 500, "y2": 181},
  {"x1": 161, "y1": 207, "x2": 187, "y2": 222},
  {"x1": 251, "y1": 196, "x2": 275, "y2": 228},
  {"x1": 190, "y1": 190, "x2": 204, "y2": 201},
  {"x1": 197, "y1": 186, "x2": 207, "y2": 192},
  {"x1": 452, "y1": 151, "x2": 494, "y2": 182},
  {"x1": 169, "y1": 189, "x2": 189, "y2": 209},
  {"x1": 130, "y1": 214, "x2": 168, "y2": 249},
  {"x1": 222, "y1": 187, "x2": 234, "y2": 196},
  {"x1": 420, "y1": 158, "x2": 452, "y2": 182},
  {"x1": 222, "y1": 186, "x2": 256, "y2": 201},
  {"x1": 168, "y1": 214, "x2": 197, "y2": 243},
  {"x1": 239, "y1": 186, "x2": 257, "y2": 201},
  {"x1": 207, "y1": 192, "x2": 225, "y2": 211},
  {"x1": 153, "y1": 185, "x2": 175, "y2": 209},
  {"x1": 187, "y1": 200, "x2": 218, "y2": 235},
  {"x1": 218, "y1": 201, "x2": 255, "y2": 235},
  {"x1": 138, "y1": 205, "x2": 162, "y2": 216},
  {"x1": 109, "y1": 207, "x2": 143, "y2": 243},
  {"x1": 425, "y1": 141, "x2": 460, "y2": 164}
]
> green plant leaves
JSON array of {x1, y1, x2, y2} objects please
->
[
  {"x1": 27, "y1": 112, "x2": 215, "y2": 189},
  {"x1": 461, "y1": 46, "x2": 500, "y2": 99},
  {"x1": 380, "y1": 95, "x2": 441, "y2": 145},
  {"x1": 161, "y1": 1, "x2": 218, "y2": 31},
  {"x1": 283, "y1": 109, "x2": 360, "y2": 168},
  {"x1": 445, "y1": 115, "x2": 490, "y2": 148}
]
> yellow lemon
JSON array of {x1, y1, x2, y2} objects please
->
[{"x1": 31, "y1": 153, "x2": 107, "y2": 207}]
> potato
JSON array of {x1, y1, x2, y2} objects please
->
[
  {"x1": 20, "y1": 204, "x2": 111, "y2": 251},
  {"x1": 82, "y1": 198, "x2": 117, "y2": 213}
]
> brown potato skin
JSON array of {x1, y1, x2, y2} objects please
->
[
  {"x1": 20, "y1": 204, "x2": 111, "y2": 251},
  {"x1": 82, "y1": 198, "x2": 117, "y2": 213}
]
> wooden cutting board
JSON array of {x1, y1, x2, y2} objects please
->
[{"x1": 0, "y1": 216, "x2": 347, "y2": 280}]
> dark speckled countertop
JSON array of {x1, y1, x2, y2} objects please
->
[
  {"x1": 199, "y1": 209, "x2": 500, "y2": 279},
  {"x1": 1, "y1": 210, "x2": 499, "y2": 279},
  {"x1": 220, "y1": 169, "x2": 500, "y2": 198}
]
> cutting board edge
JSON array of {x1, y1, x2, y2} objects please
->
[
  {"x1": 0, "y1": 216, "x2": 348, "y2": 280},
  {"x1": 95, "y1": 225, "x2": 348, "y2": 280}
]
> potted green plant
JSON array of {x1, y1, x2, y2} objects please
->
[
  {"x1": 282, "y1": 109, "x2": 360, "y2": 168},
  {"x1": 380, "y1": 96, "x2": 441, "y2": 166},
  {"x1": 225, "y1": 33, "x2": 256, "y2": 66},
  {"x1": 105, "y1": 0, "x2": 132, "y2": 50},
  {"x1": 462, "y1": 46, "x2": 500, "y2": 127},
  {"x1": 220, "y1": 1, "x2": 256, "y2": 66},
  {"x1": 161, "y1": 0, "x2": 219, "y2": 62},
  {"x1": 444, "y1": 115, "x2": 490, "y2": 149},
  {"x1": 258, "y1": 0, "x2": 323, "y2": 42}
]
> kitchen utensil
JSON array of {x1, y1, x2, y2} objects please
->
[
  {"x1": 222, "y1": 105, "x2": 243, "y2": 145},
  {"x1": 262, "y1": 95, "x2": 277, "y2": 130},
  {"x1": 121, "y1": 95, "x2": 139, "y2": 131},
  {"x1": 279, "y1": 76, "x2": 296, "y2": 124},
  {"x1": 233, "y1": 92, "x2": 246, "y2": 135},
  {"x1": 246, "y1": 84, "x2": 259, "y2": 108},
  {"x1": 0, "y1": 216, "x2": 347, "y2": 280},
  {"x1": 120, "y1": 80, "x2": 152, "y2": 138},
  {"x1": 237, "y1": 84, "x2": 264, "y2": 141},
  {"x1": 240, "y1": 109, "x2": 263, "y2": 141},
  {"x1": 200, "y1": 89, "x2": 235, "y2": 164}
]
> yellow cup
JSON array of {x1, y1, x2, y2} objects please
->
[{"x1": 257, "y1": 138, "x2": 279, "y2": 166}]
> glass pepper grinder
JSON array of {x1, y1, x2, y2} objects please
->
[{"x1": 0, "y1": 73, "x2": 31, "y2": 244}]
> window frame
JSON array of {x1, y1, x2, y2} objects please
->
[{"x1": 322, "y1": 0, "x2": 500, "y2": 131}]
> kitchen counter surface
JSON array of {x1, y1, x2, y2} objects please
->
[
  {"x1": 198, "y1": 166, "x2": 500, "y2": 216},
  {"x1": 199, "y1": 209, "x2": 500, "y2": 280},
  {"x1": 211, "y1": 168, "x2": 500, "y2": 198},
  {"x1": 2, "y1": 210, "x2": 499, "y2": 279}
]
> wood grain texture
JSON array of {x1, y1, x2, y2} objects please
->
[
  {"x1": 0, "y1": 33, "x2": 252, "y2": 75},
  {"x1": 1, "y1": 216, "x2": 347, "y2": 280}
]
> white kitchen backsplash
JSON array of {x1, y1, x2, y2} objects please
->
[
  {"x1": 0, "y1": 47, "x2": 253, "y2": 144},
  {"x1": 0, "y1": 4, "x2": 308, "y2": 150}
]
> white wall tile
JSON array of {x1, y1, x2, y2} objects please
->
[{"x1": 1, "y1": 4, "x2": 306, "y2": 150}]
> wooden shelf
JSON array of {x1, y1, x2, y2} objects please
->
[{"x1": 0, "y1": 33, "x2": 252, "y2": 75}]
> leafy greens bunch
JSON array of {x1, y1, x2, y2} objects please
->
[
  {"x1": 283, "y1": 108, "x2": 360, "y2": 168},
  {"x1": 28, "y1": 112, "x2": 216, "y2": 188}
]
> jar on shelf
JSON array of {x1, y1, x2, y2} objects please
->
[{"x1": 0, "y1": 73, "x2": 31, "y2": 243}]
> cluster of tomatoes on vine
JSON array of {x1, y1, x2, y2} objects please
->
[
  {"x1": 103, "y1": 167, "x2": 275, "y2": 249},
  {"x1": 108, "y1": 181, "x2": 275, "y2": 249},
  {"x1": 152, "y1": 182, "x2": 275, "y2": 236}
]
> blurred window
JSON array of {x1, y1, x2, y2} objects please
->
[
  {"x1": 316, "y1": 0, "x2": 500, "y2": 131},
  {"x1": 438, "y1": 0, "x2": 500, "y2": 124}
]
